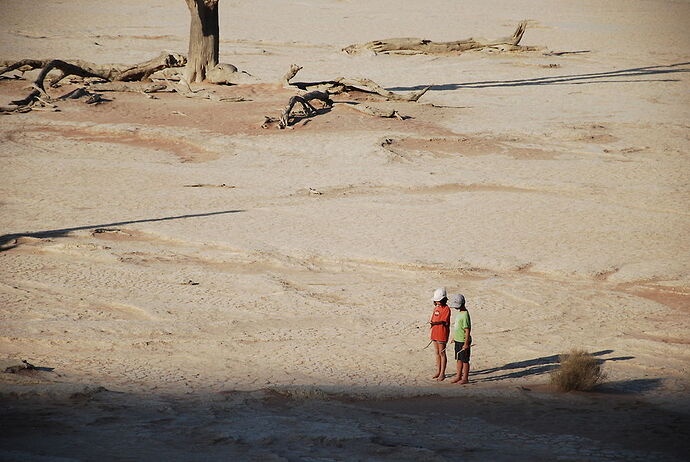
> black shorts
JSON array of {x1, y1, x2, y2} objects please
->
[{"x1": 455, "y1": 341, "x2": 471, "y2": 362}]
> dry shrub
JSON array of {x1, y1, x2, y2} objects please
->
[{"x1": 550, "y1": 349, "x2": 606, "y2": 392}]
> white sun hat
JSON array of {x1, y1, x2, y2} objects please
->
[
  {"x1": 448, "y1": 294, "x2": 466, "y2": 309},
  {"x1": 432, "y1": 287, "x2": 447, "y2": 301}
]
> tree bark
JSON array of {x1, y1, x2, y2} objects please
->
[
  {"x1": 278, "y1": 91, "x2": 333, "y2": 129},
  {"x1": 185, "y1": 0, "x2": 220, "y2": 83},
  {"x1": 343, "y1": 21, "x2": 530, "y2": 55},
  {"x1": 282, "y1": 65, "x2": 430, "y2": 102}
]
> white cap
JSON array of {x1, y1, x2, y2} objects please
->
[
  {"x1": 432, "y1": 287, "x2": 447, "y2": 301},
  {"x1": 448, "y1": 294, "x2": 465, "y2": 309}
]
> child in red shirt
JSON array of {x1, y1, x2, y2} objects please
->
[{"x1": 429, "y1": 287, "x2": 451, "y2": 381}]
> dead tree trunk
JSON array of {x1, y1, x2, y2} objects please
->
[
  {"x1": 185, "y1": 0, "x2": 220, "y2": 83},
  {"x1": 343, "y1": 21, "x2": 532, "y2": 55}
]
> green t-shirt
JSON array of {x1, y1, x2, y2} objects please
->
[{"x1": 453, "y1": 310, "x2": 471, "y2": 343}]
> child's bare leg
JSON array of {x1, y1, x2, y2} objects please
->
[
  {"x1": 436, "y1": 345, "x2": 447, "y2": 381},
  {"x1": 460, "y1": 362, "x2": 470, "y2": 384},
  {"x1": 450, "y1": 360, "x2": 462, "y2": 383},
  {"x1": 431, "y1": 342, "x2": 441, "y2": 379}
]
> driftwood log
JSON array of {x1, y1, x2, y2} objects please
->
[{"x1": 343, "y1": 21, "x2": 532, "y2": 55}]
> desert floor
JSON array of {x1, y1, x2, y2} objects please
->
[{"x1": 1, "y1": 0, "x2": 689, "y2": 460}]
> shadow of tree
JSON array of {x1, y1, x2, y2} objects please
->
[
  {"x1": 387, "y1": 62, "x2": 690, "y2": 91},
  {"x1": 596, "y1": 378, "x2": 664, "y2": 394},
  {"x1": 470, "y1": 350, "x2": 635, "y2": 383},
  {"x1": 0, "y1": 209, "x2": 244, "y2": 251}
]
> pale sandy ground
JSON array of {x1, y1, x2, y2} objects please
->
[{"x1": 1, "y1": 0, "x2": 689, "y2": 460}]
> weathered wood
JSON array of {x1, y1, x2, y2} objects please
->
[
  {"x1": 343, "y1": 21, "x2": 530, "y2": 55},
  {"x1": 1, "y1": 53, "x2": 186, "y2": 110},
  {"x1": 1, "y1": 53, "x2": 186, "y2": 91},
  {"x1": 10, "y1": 89, "x2": 41, "y2": 107},
  {"x1": 1, "y1": 53, "x2": 186, "y2": 81},
  {"x1": 168, "y1": 76, "x2": 248, "y2": 102},
  {"x1": 57, "y1": 87, "x2": 106, "y2": 104},
  {"x1": 279, "y1": 90, "x2": 333, "y2": 128},
  {"x1": 0, "y1": 59, "x2": 51, "y2": 76},
  {"x1": 36, "y1": 53, "x2": 186, "y2": 92},
  {"x1": 335, "y1": 77, "x2": 429, "y2": 102},
  {"x1": 282, "y1": 64, "x2": 303, "y2": 87},
  {"x1": 185, "y1": 0, "x2": 220, "y2": 83},
  {"x1": 282, "y1": 65, "x2": 430, "y2": 102},
  {"x1": 345, "y1": 103, "x2": 403, "y2": 119},
  {"x1": 205, "y1": 63, "x2": 237, "y2": 84},
  {"x1": 90, "y1": 82, "x2": 168, "y2": 93},
  {"x1": 274, "y1": 65, "x2": 426, "y2": 128},
  {"x1": 0, "y1": 104, "x2": 33, "y2": 114}
]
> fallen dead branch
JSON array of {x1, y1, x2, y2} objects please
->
[
  {"x1": 0, "y1": 59, "x2": 49, "y2": 76},
  {"x1": 183, "y1": 183, "x2": 235, "y2": 188},
  {"x1": 284, "y1": 65, "x2": 430, "y2": 102},
  {"x1": 0, "y1": 104, "x2": 33, "y2": 114},
  {"x1": 336, "y1": 77, "x2": 429, "y2": 102},
  {"x1": 268, "y1": 65, "x2": 427, "y2": 128},
  {"x1": 57, "y1": 87, "x2": 107, "y2": 104},
  {"x1": 168, "y1": 77, "x2": 249, "y2": 102},
  {"x1": 1, "y1": 52, "x2": 186, "y2": 92},
  {"x1": 90, "y1": 82, "x2": 168, "y2": 93},
  {"x1": 281, "y1": 64, "x2": 303, "y2": 88},
  {"x1": 0, "y1": 52, "x2": 186, "y2": 112},
  {"x1": 1, "y1": 85, "x2": 107, "y2": 114},
  {"x1": 278, "y1": 91, "x2": 333, "y2": 129},
  {"x1": 345, "y1": 103, "x2": 403, "y2": 119},
  {"x1": 343, "y1": 21, "x2": 536, "y2": 55},
  {"x1": 149, "y1": 64, "x2": 254, "y2": 85},
  {"x1": 0, "y1": 52, "x2": 252, "y2": 113}
]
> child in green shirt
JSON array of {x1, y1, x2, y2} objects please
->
[{"x1": 449, "y1": 294, "x2": 471, "y2": 384}]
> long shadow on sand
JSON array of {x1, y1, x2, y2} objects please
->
[
  {"x1": 387, "y1": 62, "x2": 690, "y2": 91},
  {"x1": 470, "y1": 350, "x2": 635, "y2": 383},
  {"x1": 0, "y1": 209, "x2": 244, "y2": 251},
  {"x1": 2, "y1": 385, "x2": 688, "y2": 461},
  {"x1": 597, "y1": 378, "x2": 665, "y2": 394}
]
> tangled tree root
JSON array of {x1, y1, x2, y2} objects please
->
[
  {"x1": 268, "y1": 65, "x2": 429, "y2": 128},
  {"x1": 0, "y1": 52, "x2": 187, "y2": 112},
  {"x1": 278, "y1": 91, "x2": 333, "y2": 128},
  {"x1": 1, "y1": 52, "x2": 186, "y2": 91}
]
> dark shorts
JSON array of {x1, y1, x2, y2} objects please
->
[{"x1": 455, "y1": 341, "x2": 471, "y2": 362}]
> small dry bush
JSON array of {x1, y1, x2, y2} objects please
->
[{"x1": 550, "y1": 349, "x2": 606, "y2": 392}]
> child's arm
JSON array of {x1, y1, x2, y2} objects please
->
[{"x1": 461, "y1": 327, "x2": 471, "y2": 350}]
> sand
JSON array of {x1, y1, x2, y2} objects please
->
[{"x1": 1, "y1": 0, "x2": 689, "y2": 460}]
